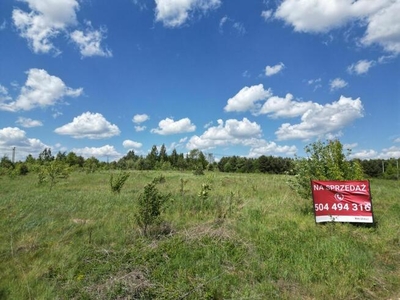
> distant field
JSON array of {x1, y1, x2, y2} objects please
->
[{"x1": 0, "y1": 171, "x2": 399, "y2": 299}]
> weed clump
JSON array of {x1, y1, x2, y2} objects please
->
[
  {"x1": 198, "y1": 183, "x2": 211, "y2": 201},
  {"x1": 152, "y1": 174, "x2": 166, "y2": 184}
]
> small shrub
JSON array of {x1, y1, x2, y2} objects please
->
[
  {"x1": 37, "y1": 160, "x2": 70, "y2": 190},
  {"x1": 152, "y1": 174, "x2": 166, "y2": 184},
  {"x1": 135, "y1": 182, "x2": 170, "y2": 236},
  {"x1": 198, "y1": 183, "x2": 211, "y2": 200},
  {"x1": 193, "y1": 165, "x2": 205, "y2": 176},
  {"x1": 179, "y1": 178, "x2": 188, "y2": 195},
  {"x1": 110, "y1": 172, "x2": 130, "y2": 194},
  {"x1": 16, "y1": 163, "x2": 29, "y2": 176},
  {"x1": 198, "y1": 183, "x2": 212, "y2": 212},
  {"x1": 37, "y1": 169, "x2": 46, "y2": 185}
]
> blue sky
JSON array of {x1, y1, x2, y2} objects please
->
[{"x1": 0, "y1": 0, "x2": 399, "y2": 162}]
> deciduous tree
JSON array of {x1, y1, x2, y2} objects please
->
[{"x1": 289, "y1": 140, "x2": 364, "y2": 199}]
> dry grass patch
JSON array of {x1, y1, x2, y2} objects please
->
[
  {"x1": 85, "y1": 269, "x2": 152, "y2": 299},
  {"x1": 71, "y1": 218, "x2": 94, "y2": 225},
  {"x1": 181, "y1": 221, "x2": 236, "y2": 242}
]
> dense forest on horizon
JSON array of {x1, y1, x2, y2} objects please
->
[{"x1": 1, "y1": 144, "x2": 399, "y2": 180}]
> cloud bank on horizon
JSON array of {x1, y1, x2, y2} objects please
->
[{"x1": 0, "y1": 0, "x2": 399, "y2": 161}]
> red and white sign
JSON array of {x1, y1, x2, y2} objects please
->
[{"x1": 311, "y1": 180, "x2": 374, "y2": 223}]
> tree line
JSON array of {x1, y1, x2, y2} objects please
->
[{"x1": 0, "y1": 143, "x2": 398, "y2": 179}]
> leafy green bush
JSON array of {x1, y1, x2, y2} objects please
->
[
  {"x1": 289, "y1": 140, "x2": 364, "y2": 199},
  {"x1": 37, "y1": 160, "x2": 71, "y2": 190},
  {"x1": 193, "y1": 165, "x2": 205, "y2": 175},
  {"x1": 16, "y1": 163, "x2": 29, "y2": 175},
  {"x1": 0, "y1": 156, "x2": 14, "y2": 177}
]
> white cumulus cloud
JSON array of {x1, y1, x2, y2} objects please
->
[
  {"x1": 261, "y1": 10, "x2": 273, "y2": 21},
  {"x1": 70, "y1": 22, "x2": 112, "y2": 58},
  {"x1": 248, "y1": 140, "x2": 297, "y2": 158},
  {"x1": 123, "y1": 140, "x2": 143, "y2": 149},
  {"x1": 0, "y1": 84, "x2": 12, "y2": 103},
  {"x1": 155, "y1": 0, "x2": 221, "y2": 27},
  {"x1": 12, "y1": 0, "x2": 79, "y2": 54},
  {"x1": 259, "y1": 93, "x2": 315, "y2": 118},
  {"x1": 0, "y1": 127, "x2": 48, "y2": 160},
  {"x1": 135, "y1": 125, "x2": 147, "y2": 132},
  {"x1": 71, "y1": 145, "x2": 121, "y2": 159},
  {"x1": 0, "y1": 69, "x2": 83, "y2": 112},
  {"x1": 330, "y1": 78, "x2": 348, "y2": 91},
  {"x1": 187, "y1": 118, "x2": 262, "y2": 150},
  {"x1": 0, "y1": 127, "x2": 28, "y2": 145},
  {"x1": 54, "y1": 112, "x2": 120, "y2": 139},
  {"x1": 350, "y1": 149, "x2": 379, "y2": 159},
  {"x1": 275, "y1": 95, "x2": 364, "y2": 141},
  {"x1": 12, "y1": 0, "x2": 112, "y2": 57},
  {"x1": 275, "y1": 0, "x2": 386, "y2": 33},
  {"x1": 274, "y1": 0, "x2": 400, "y2": 54},
  {"x1": 132, "y1": 114, "x2": 149, "y2": 132},
  {"x1": 379, "y1": 146, "x2": 400, "y2": 159},
  {"x1": 132, "y1": 114, "x2": 150, "y2": 123},
  {"x1": 0, "y1": 20, "x2": 6, "y2": 31},
  {"x1": 0, "y1": 84, "x2": 8, "y2": 95},
  {"x1": 225, "y1": 85, "x2": 316, "y2": 118},
  {"x1": 351, "y1": 146, "x2": 400, "y2": 159},
  {"x1": 347, "y1": 59, "x2": 374, "y2": 75},
  {"x1": 224, "y1": 84, "x2": 272, "y2": 113},
  {"x1": 361, "y1": 1, "x2": 400, "y2": 54},
  {"x1": 16, "y1": 117, "x2": 43, "y2": 128},
  {"x1": 265, "y1": 62, "x2": 285, "y2": 76},
  {"x1": 225, "y1": 85, "x2": 363, "y2": 142},
  {"x1": 151, "y1": 117, "x2": 196, "y2": 135}
]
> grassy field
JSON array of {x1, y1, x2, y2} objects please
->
[{"x1": 0, "y1": 170, "x2": 399, "y2": 299}]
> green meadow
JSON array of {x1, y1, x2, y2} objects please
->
[{"x1": 0, "y1": 171, "x2": 399, "y2": 299}]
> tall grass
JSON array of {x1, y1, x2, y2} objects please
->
[{"x1": 0, "y1": 171, "x2": 399, "y2": 299}]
